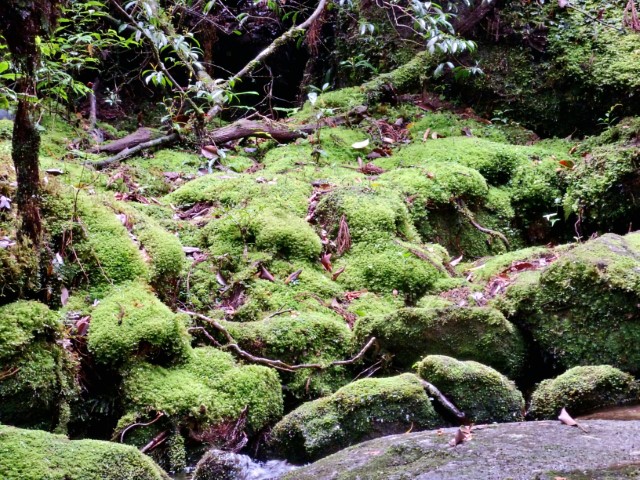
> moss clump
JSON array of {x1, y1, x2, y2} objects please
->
[
  {"x1": 120, "y1": 347, "x2": 283, "y2": 434},
  {"x1": 87, "y1": 282, "x2": 190, "y2": 366},
  {"x1": 506, "y1": 233, "x2": 640, "y2": 373},
  {"x1": 269, "y1": 373, "x2": 442, "y2": 463},
  {"x1": 355, "y1": 306, "x2": 525, "y2": 378},
  {"x1": 528, "y1": 365, "x2": 639, "y2": 420},
  {"x1": 0, "y1": 301, "x2": 77, "y2": 430},
  {"x1": 336, "y1": 242, "x2": 446, "y2": 299},
  {"x1": 224, "y1": 313, "x2": 354, "y2": 398},
  {"x1": 0, "y1": 424, "x2": 169, "y2": 480},
  {"x1": 0, "y1": 238, "x2": 38, "y2": 303},
  {"x1": 254, "y1": 212, "x2": 322, "y2": 260},
  {"x1": 415, "y1": 355, "x2": 525, "y2": 423}
]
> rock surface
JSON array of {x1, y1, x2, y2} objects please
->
[{"x1": 284, "y1": 420, "x2": 640, "y2": 480}]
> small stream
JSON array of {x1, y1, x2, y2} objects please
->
[{"x1": 170, "y1": 451, "x2": 297, "y2": 480}]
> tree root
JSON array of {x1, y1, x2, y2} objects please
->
[
  {"x1": 180, "y1": 309, "x2": 376, "y2": 372},
  {"x1": 454, "y1": 198, "x2": 510, "y2": 249}
]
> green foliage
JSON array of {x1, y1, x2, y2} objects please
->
[
  {"x1": 269, "y1": 373, "x2": 442, "y2": 463},
  {"x1": 0, "y1": 424, "x2": 169, "y2": 480},
  {"x1": 0, "y1": 300, "x2": 58, "y2": 360},
  {"x1": 415, "y1": 355, "x2": 525, "y2": 423},
  {"x1": 528, "y1": 365, "x2": 639, "y2": 420}
]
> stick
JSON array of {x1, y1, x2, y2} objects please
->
[
  {"x1": 118, "y1": 412, "x2": 165, "y2": 443},
  {"x1": 89, "y1": 133, "x2": 178, "y2": 169},
  {"x1": 180, "y1": 309, "x2": 377, "y2": 372},
  {"x1": 454, "y1": 198, "x2": 510, "y2": 249},
  {"x1": 419, "y1": 379, "x2": 467, "y2": 421}
]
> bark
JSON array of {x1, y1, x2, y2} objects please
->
[
  {"x1": 91, "y1": 133, "x2": 179, "y2": 169},
  {"x1": 90, "y1": 127, "x2": 166, "y2": 153},
  {"x1": 453, "y1": 0, "x2": 497, "y2": 36}
]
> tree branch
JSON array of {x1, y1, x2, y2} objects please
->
[
  {"x1": 179, "y1": 309, "x2": 377, "y2": 373},
  {"x1": 419, "y1": 379, "x2": 467, "y2": 421},
  {"x1": 89, "y1": 132, "x2": 179, "y2": 169}
]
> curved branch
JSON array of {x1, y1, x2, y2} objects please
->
[
  {"x1": 454, "y1": 198, "x2": 510, "y2": 249},
  {"x1": 179, "y1": 309, "x2": 377, "y2": 372},
  {"x1": 419, "y1": 379, "x2": 467, "y2": 422}
]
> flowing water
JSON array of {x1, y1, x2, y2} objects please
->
[{"x1": 170, "y1": 452, "x2": 297, "y2": 480}]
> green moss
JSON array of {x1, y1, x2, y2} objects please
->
[
  {"x1": 255, "y1": 212, "x2": 322, "y2": 260},
  {"x1": 0, "y1": 424, "x2": 169, "y2": 480},
  {"x1": 415, "y1": 355, "x2": 525, "y2": 423},
  {"x1": 87, "y1": 282, "x2": 191, "y2": 366},
  {"x1": 0, "y1": 300, "x2": 59, "y2": 360},
  {"x1": 336, "y1": 242, "x2": 445, "y2": 299},
  {"x1": 529, "y1": 366, "x2": 639, "y2": 420},
  {"x1": 269, "y1": 373, "x2": 442, "y2": 463},
  {"x1": 0, "y1": 119, "x2": 13, "y2": 140},
  {"x1": 120, "y1": 347, "x2": 283, "y2": 433},
  {"x1": 355, "y1": 306, "x2": 525, "y2": 378},
  {"x1": 465, "y1": 245, "x2": 551, "y2": 282},
  {"x1": 224, "y1": 313, "x2": 354, "y2": 398},
  {"x1": 506, "y1": 233, "x2": 640, "y2": 373}
]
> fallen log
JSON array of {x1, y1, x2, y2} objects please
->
[
  {"x1": 90, "y1": 132, "x2": 179, "y2": 169},
  {"x1": 90, "y1": 127, "x2": 165, "y2": 154}
]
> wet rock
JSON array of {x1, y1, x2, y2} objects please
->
[
  {"x1": 284, "y1": 420, "x2": 640, "y2": 480},
  {"x1": 528, "y1": 365, "x2": 639, "y2": 420},
  {"x1": 415, "y1": 355, "x2": 525, "y2": 423},
  {"x1": 193, "y1": 449, "x2": 296, "y2": 480}
]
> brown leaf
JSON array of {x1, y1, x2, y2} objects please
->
[
  {"x1": 258, "y1": 264, "x2": 275, "y2": 282},
  {"x1": 332, "y1": 266, "x2": 346, "y2": 281},
  {"x1": 76, "y1": 316, "x2": 91, "y2": 336},
  {"x1": 558, "y1": 408, "x2": 590, "y2": 432},
  {"x1": 285, "y1": 269, "x2": 303, "y2": 285},
  {"x1": 320, "y1": 253, "x2": 332, "y2": 272},
  {"x1": 422, "y1": 128, "x2": 431, "y2": 142},
  {"x1": 449, "y1": 428, "x2": 466, "y2": 447},
  {"x1": 201, "y1": 145, "x2": 219, "y2": 159},
  {"x1": 461, "y1": 126, "x2": 473, "y2": 137},
  {"x1": 337, "y1": 215, "x2": 352, "y2": 255},
  {"x1": 450, "y1": 255, "x2": 463, "y2": 267}
]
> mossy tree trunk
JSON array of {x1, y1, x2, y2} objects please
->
[{"x1": 0, "y1": 0, "x2": 62, "y2": 245}]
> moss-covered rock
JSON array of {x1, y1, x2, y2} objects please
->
[
  {"x1": 0, "y1": 301, "x2": 77, "y2": 430},
  {"x1": 415, "y1": 355, "x2": 525, "y2": 423},
  {"x1": 355, "y1": 306, "x2": 525, "y2": 378},
  {"x1": 528, "y1": 365, "x2": 640, "y2": 420},
  {"x1": 87, "y1": 282, "x2": 191, "y2": 366},
  {"x1": 119, "y1": 347, "x2": 283, "y2": 436},
  {"x1": 224, "y1": 313, "x2": 354, "y2": 398},
  {"x1": 0, "y1": 424, "x2": 169, "y2": 480},
  {"x1": 504, "y1": 232, "x2": 640, "y2": 373},
  {"x1": 268, "y1": 373, "x2": 442, "y2": 463}
]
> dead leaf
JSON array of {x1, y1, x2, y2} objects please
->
[
  {"x1": 0, "y1": 237, "x2": 15, "y2": 249},
  {"x1": 60, "y1": 287, "x2": 69, "y2": 306},
  {"x1": 76, "y1": 316, "x2": 90, "y2": 336},
  {"x1": 320, "y1": 253, "x2": 332, "y2": 272},
  {"x1": 258, "y1": 264, "x2": 275, "y2": 282},
  {"x1": 559, "y1": 159, "x2": 575, "y2": 170},
  {"x1": 449, "y1": 428, "x2": 466, "y2": 447},
  {"x1": 461, "y1": 126, "x2": 473, "y2": 137},
  {"x1": 285, "y1": 269, "x2": 303, "y2": 284},
  {"x1": 351, "y1": 139, "x2": 370, "y2": 149},
  {"x1": 450, "y1": 255, "x2": 463, "y2": 267},
  {"x1": 182, "y1": 246, "x2": 201, "y2": 254},
  {"x1": 0, "y1": 195, "x2": 11, "y2": 210},
  {"x1": 422, "y1": 128, "x2": 431, "y2": 142},
  {"x1": 558, "y1": 0, "x2": 570, "y2": 8},
  {"x1": 336, "y1": 215, "x2": 352, "y2": 255},
  {"x1": 332, "y1": 266, "x2": 346, "y2": 281},
  {"x1": 382, "y1": 136, "x2": 394, "y2": 144},
  {"x1": 558, "y1": 407, "x2": 590, "y2": 433},
  {"x1": 45, "y1": 169, "x2": 64, "y2": 176},
  {"x1": 201, "y1": 145, "x2": 219, "y2": 159},
  {"x1": 215, "y1": 272, "x2": 228, "y2": 287}
]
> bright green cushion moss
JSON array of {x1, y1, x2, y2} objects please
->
[{"x1": 0, "y1": 300, "x2": 59, "y2": 360}]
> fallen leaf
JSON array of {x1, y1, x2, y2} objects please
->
[
  {"x1": 258, "y1": 264, "x2": 275, "y2": 282},
  {"x1": 558, "y1": 407, "x2": 590, "y2": 432},
  {"x1": 332, "y1": 266, "x2": 346, "y2": 281},
  {"x1": 382, "y1": 136, "x2": 394, "y2": 144},
  {"x1": 422, "y1": 128, "x2": 431, "y2": 141},
  {"x1": 285, "y1": 269, "x2": 303, "y2": 284},
  {"x1": 182, "y1": 246, "x2": 201, "y2": 254},
  {"x1": 320, "y1": 253, "x2": 332, "y2": 272},
  {"x1": 45, "y1": 168, "x2": 64, "y2": 176},
  {"x1": 461, "y1": 126, "x2": 473, "y2": 137},
  {"x1": 0, "y1": 195, "x2": 11, "y2": 210},
  {"x1": 450, "y1": 255, "x2": 463, "y2": 267},
  {"x1": 559, "y1": 159, "x2": 575, "y2": 170},
  {"x1": 0, "y1": 237, "x2": 15, "y2": 249},
  {"x1": 76, "y1": 316, "x2": 90, "y2": 336},
  {"x1": 351, "y1": 139, "x2": 370, "y2": 149},
  {"x1": 558, "y1": 0, "x2": 570, "y2": 7},
  {"x1": 61, "y1": 287, "x2": 69, "y2": 306}
]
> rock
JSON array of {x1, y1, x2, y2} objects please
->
[
  {"x1": 284, "y1": 420, "x2": 640, "y2": 480},
  {"x1": 497, "y1": 232, "x2": 640, "y2": 374},
  {"x1": 528, "y1": 365, "x2": 640, "y2": 420},
  {"x1": 355, "y1": 306, "x2": 525, "y2": 378},
  {"x1": 415, "y1": 355, "x2": 525, "y2": 423},
  {"x1": 193, "y1": 450, "x2": 243, "y2": 480},
  {"x1": 0, "y1": 424, "x2": 169, "y2": 480},
  {"x1": 268, "y1": 373, "x2": 443, "y2": 463}
]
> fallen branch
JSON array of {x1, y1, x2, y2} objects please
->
[
  {"x1": 90, "y1": 127, "x2": 165, "y2": 154},
  {"x1": 419, "y1": 379, "x2": 467, "y2": 422},
  {"x1": 180, "y1": 309, "x2": 377, "y2": 372},
  {"x1": 118, "y1": 412, "x2": 165, "y2": 443},
  {"x1": 393, "y1": 239, "x2": 453, "y2": 277},
  {"x1": 89, "y1": 133, "x2": 179, "y2": 169},
  {"x1": 140, "y1": 430, "x2": 169, "y2": 454},
  {"x1": 454, "y1": 198, "x2": 510, "y2": 249}
]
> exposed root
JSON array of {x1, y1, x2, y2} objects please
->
[{"x1": 454, "y1": 198, "x2": 510, "y2": 249}]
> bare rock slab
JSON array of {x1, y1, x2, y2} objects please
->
[{"x1": 285, "y1": 420, "x2": 640, "y2": 480}]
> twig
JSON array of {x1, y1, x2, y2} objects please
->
[
  {"x1": 419, "y1": 379, "x2": 467, "y2": 422},
  {"x1": 140, "y1": 430, "x2": 169, "y2": 453},
  {"x1": 118, "y1": 412, "x2": 165, "y2": 443},
  {"x1": 265, "y1": 308, "x2": 294, "y2": 319},
  {"x1": 89, "y1": 133, "x2": 178, "y2": 169},
  {"x1": 180, "y1": 309, "x2": 377, "y2": 372},
  {"x1": 454, "y1": 198, "x2": 510, "y2": 249},
  {"x1": 393, "y1": 239, "x2": 453, "y2": 277},
  {"x1": 0, "y1": 367, "x2": 20, "y2": 382}
]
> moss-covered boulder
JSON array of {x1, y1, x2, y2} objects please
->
[
  {"x1": 87, "y1": 282, "x2": 191, "y2": 366},
  {"x1": 0, "y1": 301, "x2": 77, "y2": 430},
  {"x1": 503, "y1": 232, "x2": 640, "y2": 373},
  {"x1": 268, "y1": 373, "x2": 443, "y2": 463},
  {"x1": 0, "y1": 424, "x2": 169, "y2": 480},
  {"x1": 224, "y1": 313, "x2": 354, "y2": 398},
  {"x1": 355, "y1": 306, "x2": 525, "y2": 378},
  {"x1": 415, "y1": 355, "x2": 525, "y2": 423},
  {"x1": 528, "y1": 365, "x2": 639, "y2": 420},
  {"x1": 119, "y1": 347, "x2": 283, "y2": 438}
]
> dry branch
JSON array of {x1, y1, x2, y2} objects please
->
[
  {"x1": 180, "y1": 309, "x2": 377, "y2": 372},
  {"x1": 454, "y1": 198, "x2": 510, "y2": 249},
  {"x1": 90, "y1": 133, "x2": 179, "y2": 169},
  {"x1": 419, "y1": 379, "x2": 467, "y2": 422},
  {"x1": 90, "y1": 127, "x2": 165, "y2": 154}
]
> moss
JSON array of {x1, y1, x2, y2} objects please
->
[
  {"x1": 120, "y1": 347, "x2": 283, "y2": 433},
  {"x1": 464, "y1": 245, "x2": 550, "y2": 282},
  {"x1": 87, "y1": 282, "x2": 191, "y2": 366},
  {"x1": 507, "y1": 233, "x2": 640, "y2": 373},
  {"x1": 336, "y1": 242, "x2": 445, "y2": 299},
  {"x1": 254, "y1": 212, "x2": 322, "y2": 260},
  {"x1": 0, "y1": 424, "x2": 169, "y2": 480},
  {"x1": 528, "y1": 366, "x2": 639, "y2": 420},
  {"x1": 0, "y1": 300, "x2": 59, "y2": 360},
  {"x1": 415, "y1": 355, "x2": 525, "y2": 423},
  {"x1": 223, "y1": 313, "x2": 354, "y2": 398},
  {"x1": 269, "y1": 373, "x2": 442, "y2": 463},
  {"x1": 0, "y1": 119, "x2": 13, "y2": 140},
  {"x1": 354, "y1": 306, "x2": 526, "y2": 378}
]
